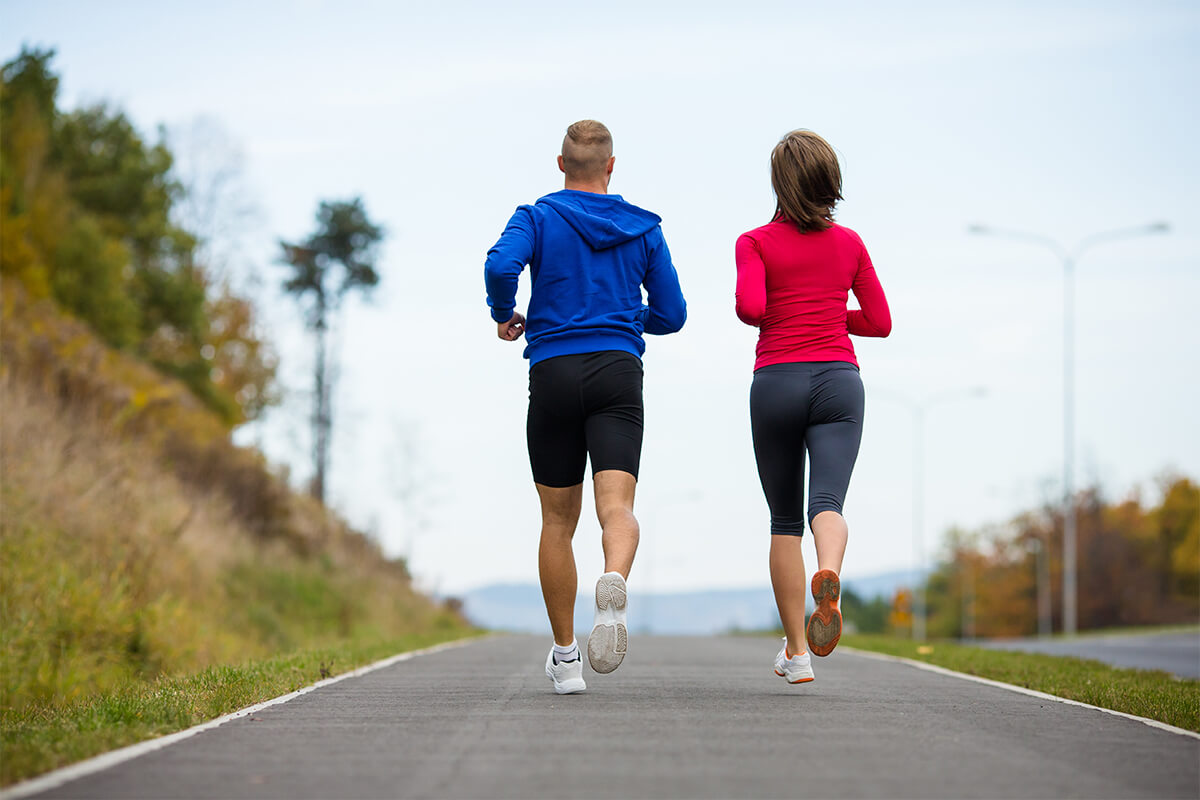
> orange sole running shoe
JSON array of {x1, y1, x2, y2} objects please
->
[
  {"x1": 774, "y1": 639, "x2": 814, "y2": 683},
  {"x1": 806, "y1": 569, "x2": 842, "y2": 657}
]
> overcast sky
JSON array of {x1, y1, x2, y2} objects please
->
[{"x1": 5, "y1": 0, "x2": 1198, "y2": 598}]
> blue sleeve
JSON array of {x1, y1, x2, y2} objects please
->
[
  {"x1": 484, "y1": 207, "x2": 536, "y2": 323},
  {"x1": 640, "y1": 227, "x2": 686, "y2": 335}
]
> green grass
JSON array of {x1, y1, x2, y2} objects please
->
[
  {"x1": 1, "y1": 629, "x2": 481, "y2": 787},
  {"x1": 1040, "y1": 623, "x2": 1200, "y2": 639},
  {"x1": 842, "y1": 634, "x2": 1200, "y2": 733},
  {"x1": 0, "y1": 375, "x2": 483, "y2": 787}
]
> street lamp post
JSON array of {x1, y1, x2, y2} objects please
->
[
  {"x1": 968, "y1": 222, "x2": 1169, "y2": 635},
  {"x1": 879, "y1": 387, "x2": 987, "y2": 642},
  {"x1": 1025, "y1": 536, "x2": 1051, "y2": 637}
]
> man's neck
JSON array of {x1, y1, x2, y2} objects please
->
[{"x1": 563, "y1": 179, "x2": 609, "y2": 194}]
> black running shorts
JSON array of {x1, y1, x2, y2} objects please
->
[{"x1": 527, "y1": 351, "x2": 644, "y2": 487}]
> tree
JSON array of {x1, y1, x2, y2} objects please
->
[
  {"x1": 920, "y1": 477, "x2": 1199, "y2": 638},
  {"x1": 1, "y1": 47, "x2": 278, "y2": 427},
  {"x1": 1155, "y1": 477, "x2": 1199, "y2": 597},
  {"x1": 167, "y1": 117, "x2": 276, "y2": 424},
  {"x1": 279, "y1": 198, "x2": 383, "y2": 502},
  {"x1": 168, "y1": 115, "x2": 261, "y2": 286},
  {"x1": 839, "y1": 587, "x2": 890, "y2": 634}
]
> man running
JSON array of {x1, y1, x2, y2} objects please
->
[{"x1": 484, "y1": 120, "x2": 686, "y2": 694}]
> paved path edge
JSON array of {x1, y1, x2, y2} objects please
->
[
  {"x1": 842, "y1": 646, "x2": 1200, "y2": 741},
  {"x1": 0, "y1": 636, "x2": 484, "y2": 800}
]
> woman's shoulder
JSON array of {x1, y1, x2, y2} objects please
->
[
  {"x1": 828, "y1": 222, "x2": 867, "y2": 248},
  {"x1": 739, "y1": 218, "x2": 795, "y2": 242}
]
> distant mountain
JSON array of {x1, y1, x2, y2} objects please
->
[
  {"x1": 841, "y1": 569, "x2": 918, "y2": 604},
  {"x1": 457, "y1": 569, "x2": 921, "y2": 635}
]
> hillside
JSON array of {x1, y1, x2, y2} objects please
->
[{"x1": 1, "y1": 276, "x2": 465, "y2": 716}]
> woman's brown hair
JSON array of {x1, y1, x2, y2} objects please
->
[{"x1": 770, "y1": 130, "x2": 843, "y2": 232}]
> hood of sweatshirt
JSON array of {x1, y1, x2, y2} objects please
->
[{"x1": 536, "y1": 190, "x2": 662, "y2": 251}]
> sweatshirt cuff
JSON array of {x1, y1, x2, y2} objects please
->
[{"x1": 491, "y1": 306, "x2": 515, "y2": 323}]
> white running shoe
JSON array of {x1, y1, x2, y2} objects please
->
[
  {"x1": 774, "y1": 639, "x2": 814, "y2": 684},
  {"x1": 587, "y1": 572, "x2": 628, "y2": 674},
  {"x1": 545, "y1": 648, "x2": 586, "y2": 694}
]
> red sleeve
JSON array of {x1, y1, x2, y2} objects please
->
[
  {"x1": 847, "y1": 244, "x2": 892, "y2": 337},
  {"x1": 735, "y1": 233, "x2": 766, "y2": 326}
]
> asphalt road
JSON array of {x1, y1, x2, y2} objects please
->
[
  {"x1": 23, "y1": 635, "x2": 1200, "y2": 800},
  {"x1": 975, "y1": 629, "x2": 1200, "y2": 679}
]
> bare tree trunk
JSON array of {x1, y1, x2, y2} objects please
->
[
  {"x1": 311, "y1": 292, "x2": 330, "y2": 502},
  {"x1": 282, "y1": 198, "x2": 381, "y2": 504}
]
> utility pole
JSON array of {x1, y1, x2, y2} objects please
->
[{"x1": 968, "y1": 222, "x2": 1169, "y2": 634}]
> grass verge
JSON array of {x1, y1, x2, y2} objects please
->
[
  {"x1": 842, "y1": 634, "x2": 1200, "y2": 733},
  {"x1": 1, "y1": 629, "x2": 481, "y2": 787}
]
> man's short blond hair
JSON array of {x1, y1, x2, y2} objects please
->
[{"x1": 561, "y1": 120, "x2": 613, "y2": 180}]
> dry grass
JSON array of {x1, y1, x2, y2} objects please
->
[
  {"x1": 0, "y1": 278, "x2": 470, "y2": 783},
  {"x1": 0, "y1": 386, "x2": 462, "y2": 699},
  {"x1": 2, "y1": 379, "x2": 259, "y2": 709}
]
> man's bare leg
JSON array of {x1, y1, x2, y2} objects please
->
[
  {"x1": 593, "y1": 470, "x2": 639, "y2": 577},
  {"x1": 536, "y1": 482, "x2": 583, "y2": 645},
  {"x1": 588, "y1": 469, "x2": 638, "y2": 674}
]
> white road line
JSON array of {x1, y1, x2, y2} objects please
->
[
  {"x1": 1, "y1": 637, "x2": 481, "y2": 800},
  {"x1": 844, "y1": 646, "x2": 1200, "y2": 741}
]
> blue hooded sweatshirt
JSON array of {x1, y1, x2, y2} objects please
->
[{"x1": 484, "y1": 190, "x2": 687, "y2": 365}]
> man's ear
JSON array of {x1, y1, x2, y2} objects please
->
[
  {"x1": 557, "y1": 155, "x2": 566, "y2": 174},
  {"x1": 606, "y1": 156, "x2": 615, "y2": 176}
]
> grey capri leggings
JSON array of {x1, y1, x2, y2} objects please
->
[{"x1": 749, "y1": 361, "x2": 865, "y2": 536}]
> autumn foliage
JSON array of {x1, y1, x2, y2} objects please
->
[
  {"x1": 919, "y1": 480, "x2": 1199, "y2": 638},
  {"x1": 1, "y1": 48, "x2": 275, "y2": 426},
  {"x1": 0, "y1": 48, "x2": 464, "y2": 719}
]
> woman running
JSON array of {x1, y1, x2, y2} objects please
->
[{"x1": 735, "y1": 129, "x2": 892, "y2": 683}]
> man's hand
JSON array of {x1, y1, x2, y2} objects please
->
[{"x1": 498, "y1": 312, "x2": 526, "y2": 341}]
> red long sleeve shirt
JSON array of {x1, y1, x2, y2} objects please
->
[{"x1": 735, "y1": 220, "x2": 891, "y2": 370}]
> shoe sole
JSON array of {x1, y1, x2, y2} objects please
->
[
  {"x1": 546, "y1": 669, "x2": 587, "y2": 694},
  {"x1": 774, "y1": 666, "x2": 814, "y2": 684},
  {"x1": 806, "y1": 569, "x2": 842, "y2": 657},
  {"x1": 545, "y1": 654, "x2": 586, "y2": 694},
  {"x1": 587, "y1": 573, "x2": 627, "y2": 674}
]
